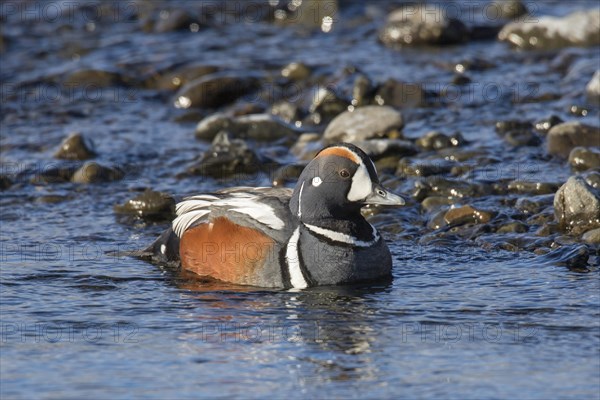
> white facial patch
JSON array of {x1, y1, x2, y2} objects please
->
[
  {"x1": 312, "y1": 177, "x2": 322, "y2": 187},
  {"x1": 346, "y1": 161, "x2": 372, "y2": 202}
]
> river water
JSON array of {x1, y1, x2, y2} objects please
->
[{"x1": 1, "y1": 1, "x2": 599, "y2": 399}]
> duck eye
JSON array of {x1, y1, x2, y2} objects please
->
[{"x1": 339, "y1": 169, "x2": 350, "y2": 179}]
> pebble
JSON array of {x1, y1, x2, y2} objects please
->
[
  {"x1": 281, "y1": 62, "x2": 311, "y2": 81},
  {"x1": 582, "y1": 228, "x2": 600, "y2": 244},
  {"x1": 534, "y1": 115, "x2": 563, "y2": 135},
  {"x1": 416, "y1": 131, "x2": 464, "y2": 150},
  {"x1": 54, "y1": 132, "x2": 96, "y2": 160}
]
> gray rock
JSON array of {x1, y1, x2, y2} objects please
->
[
  {"x1": 195, "y1": 113, "x2": 298, "y2": 141},
  {"x1": 569, "y1": 147, "x2": 600, "y2": 171},
  {"x1": 174, "y1": 73, "x2": 261, "y2": 109},
  {"x1": 547, "y1": 122, "x2": 600, "y2": 158},
  {"x1": 582, "y1": 228, "x2": 600, "y2": 244},
  {"x1": 54, "y1": 133, "x2": 96, "y2": 160},
  {"x1": 554, "y1": 176, "x2": 600, "y2": 234},
  {"x1": 71, "y1": 162, "x2": 124, "y2": 184},
  {"x1": 380, "y1": 5, "x2": 468, "y2": 46},
  {"x1": 499, "y1": 9, "x2": 600, "y2": 50},
  {"x1": 270, "y1": 100, "x2": 300, "y2": 124},
  {"x1": 114, "y1": 189, "x2": 175, "y2": 221},
  {"x1": 323, "y1": 106, "x2": 404, "y2": 143},
  {"x1": 534, "y1": 115, "x2": 563, "y2": 135},
  {"x1": 584, "y1": 171, "x2": 600, "y2": 189},
  {"x1": 586, "y1": 70, "x2": 600, "y2": 105},
  {"x1": 504, "y1": 130, "x2": 541, "y2": 146}
]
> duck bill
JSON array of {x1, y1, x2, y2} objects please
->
[{"x1": 363, "y1": 184, "x2": 406, "y2": 206}]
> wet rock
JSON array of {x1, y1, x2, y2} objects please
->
[
  {"x1": 515, "y1": 195, "x2": 554, "y2": 215},
  {"x1": 554, "y1": 176, "x2": 600, "y2": 234},
  {"x1": 444, "y1": 205, "x2": 493, "y2": 226},
  {"x1": 0, "y1": 175, "x2": 13, "y2": 190},
  {"x1": 451, "y1": 74, "x2": 472, "y2": 85},
  {"x1": 534, "y1": 115, "x2": 563, "y2": 135},
  {"x1": 586, "y1": 70, "x2": 600, "y2": 105},
  {"x1": 547, "y1": 122, "x2": 600, "y2": 158},
  {"x1": 35, "y1": 166, "x2": 76, "y2": 184},
  {"x1": 272, "y1": 163, "x2": 306, "y2": 187},
  {"x1": 154, "y1": 9, "x2": 197, "y2": 33},
  {"x1": 354, "y1": 139, "x2": 417, "y2": 160},
  {"x1": 535, "y1": 222, "x2": 559, "y2": 237},
  {"x1": 63, "y1": 68, "x2": 128, "y2": 88},
  {"x1": 71, "y1": 162, "x2": 124, "y2": 184},
  {"x1": 308, "y1": 86, "x2": 348, "y2": 124},
  {"x1": 507, "y1": 181, "x2": 559, "y2": 195},
  {"x1": 374, "y1": 79, "x2": 424, "y2": 108},
  {"x1": 584, "y1": 171, "x2": 600, "y2": 189},
  {"x1": 490, "y1": 0, "x2": 528, "y2": 19},
  {"x1": 352, "y1": 74, "x2": 374, "y2": 107},
  {"x1": 412, "y1": 177, "x2": 490, "y2": 201},
  {"x1": 496, "y1": 221, "x2": 528, "y2": 234},
  {"x1": 146, "y1": 64, "x2": 219, "y2": 91},
  {"x1": 495, "y1": 120, "x2": 532, "y2": 135},
  {"x1": 188, "y1": 132, "x2": 264, "y2": 178},
  {"x1": 281, "y1": 62, "x2": 311, "y2": 81},
  {"x1": 54, "y1": 132, "x2": 96, "y2": 160},
  {"x1": 503, "y1": 130, "x2": 541, "y2": 146},
  {"x1": 499, "y1": 9, "x2": 600, "y2": 50},
  {"x1": 291, "y1": 133, "x2": 322, "y2": 160},
  {"x1": 539, "y1": 245, "x2": 591, "y2": 273},
  {"x1": 421, "y1": 196, "x2": 455, "y2": 213},
  {"x1": 569, "y1": 147, "x2": 600, "y2": 171},
  {"x1": 568, "y1": 105, "x2": 590, "y2": 117},
  {"x1": 114, "y1": 189, "x2": 175, "y2": 221},
  {"x1": 270, "y1": 100, "x2": 301, "y2": 124},
  {"x1": 380, "y1": 5, "x2": 468, "y2": 47},
  {"x1": 195, "y1": 113, "x2": 298, "y2": 142},
  {"x1": 323, "y1": 106, "x2": 404, "y2": 143},
  {"x1": 582, "y1": 228, "x2": 600, "y2": 244},
  {"x1": 397, "y1": 159, "x2": 453, "y2": 177},
  {"x1": 415, "y1": 131, "x2": 465, "y2": 151},
  {"x1": 174, "y1": 73, "x2": 261, "y2": 109}
]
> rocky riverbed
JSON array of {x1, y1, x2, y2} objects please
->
[{"x1": 1, "y1": 1, "x2": 599, "y2": 399}]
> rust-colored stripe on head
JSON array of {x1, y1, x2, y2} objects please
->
[{"x1": 316, "y1": 146, "x2": 360, "y2": 164}]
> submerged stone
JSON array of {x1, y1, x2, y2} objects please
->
[{"x1": 444, "y1": 205, "x2": 493, "y2": 226}]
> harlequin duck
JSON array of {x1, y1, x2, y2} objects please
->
[{"x1": 144, "y1": 143, "x2": 405, "y2": 288}]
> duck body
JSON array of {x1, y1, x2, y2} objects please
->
[{"x1": 144, "y1": 143, "x2": 405, "y2": 289}]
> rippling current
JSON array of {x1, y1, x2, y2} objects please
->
[{"x1": 1, "y1": 1, "x2": 599, "y2": 399}]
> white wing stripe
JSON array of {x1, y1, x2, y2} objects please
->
[
  {"x1": 303, "y1": 223, "x2": 380, "y2": 247},
  {"x1": 172, "y1": 193, "x2": 286, "y2": 236},
  {"x1": 286, "y1": 227, "x2": 308, "y2": 289}
]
